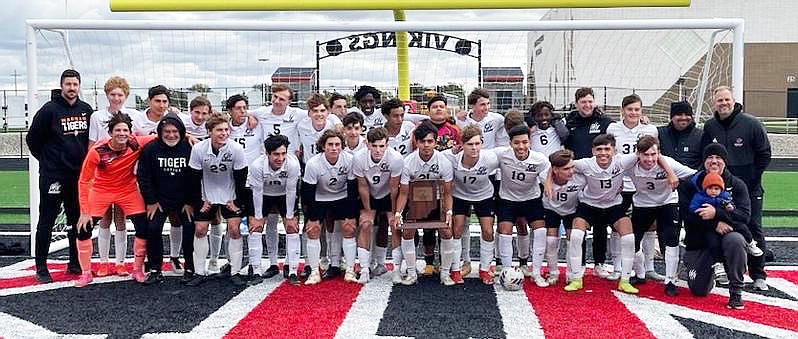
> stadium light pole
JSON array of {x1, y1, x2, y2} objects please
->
[{"x1": 258, "y1": 58, "x2": 269, "y2": 106}]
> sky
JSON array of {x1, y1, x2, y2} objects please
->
[{"x1": 0, "y1": 0, "x2": 546, "y2": 97}]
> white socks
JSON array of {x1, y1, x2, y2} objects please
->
[
  {"x1": 358, "y1": 247, "x2": 371, "y2": 273},
  {"x1": 193, "y1": 235, "x2": 209, "y2": 275},
  {"x1": 479, "y1": 238, "x2": 494, "y2": 271},
  {"x1": 620, "y1": 234, "x2": 635, "y2": 280},
  {"x1": 343, "y1": 237, "x2": 357, "y2": 270},
  {"x1": 440, "y1": 238, "x2": 454, "y2": 275},
  {"x1": 209, "y1": 224, "x2": 223, "y2": 261},
  {"x1": 518, "y1": 234, "x2": 530, "y2": 262},
  {"x1": 546, "y1": 235, "x2": 560, "y2": 276},
  {"x1": 265, "y1": 214, "x2": 280, "y2": 266},
  {"x1": 611, "y1": 231, "x2": 621, "y2": 273},
  {"x1": 329, "y1": 222, "x2": 343, "y2": 267},
  {"x1": 461, "y1": 232, "x2": 471, "y2": 264},
  {"x1": 392, "y1": 246, "x2": 404, "y2": 270},
  {"x1": 306, "y1": 238, "x2": 321, "y2": 271},
  {"x1": 568, "y1": 229, "x2": 585, "y2": 279},
  {"x1": 374, "y1": 246, "x2": 387, "y2": 267},
  {"x1": 115, "y1": 230, "x2": 127, "y2": 264},
  {"x1": 248, "y1": 232, "x2": 263, "y2": 273},
  {"x1": 498, "y1": 234, "x2": 514, "y2": 268},
  {"x1": 228, "y1": 237, "x2": 243, "y2": 275},
  {"x1": 664, "y1": 246, "x2": 680, "y2": 284},
  {"x1": 286, "y1": 233, "x2": 301, "y2": 274},
  {"x1": 531, "y1": 228, "x2": 547, "y2": 276},
  {"x1": 169, "y1": 226, "x2": 182, "y2": 258},
  {"x1": 633, "y1": 250, "x2": 646, "y2": 279},
  {"x1": 642, "y1": 231, "x2": 657, "y2": 272},
  {"x1": 98, "y1": 227, "x2": 111, "y2": 262},
  {"x1": 452, "y1": 238, "x2": 462, "y2": 272},
  {"x1": 401, "y1": 238, "x2": 417, "y2": 275}
]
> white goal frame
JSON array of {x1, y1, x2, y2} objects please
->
[{"x1": 25, "y1": 18, "x2": 744, "y2": 256}]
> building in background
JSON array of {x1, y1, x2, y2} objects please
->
[
  {"x1": 482, "y1": 67, "x2": 524, "y2": 113},
  {"x1": 271, "y1": 67, "x2": 317, "y2": 108}
]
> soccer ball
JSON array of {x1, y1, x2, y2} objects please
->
[{"x1": 499, "y1": 266, "x2": 525, "y2": 291}]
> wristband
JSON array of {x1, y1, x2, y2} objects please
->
[{"x1": 446, "y1": 210, "x2": 453, "y2": 216}]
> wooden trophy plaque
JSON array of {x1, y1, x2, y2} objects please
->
[{"x1": 402, "y1": 179, "x2": 447, "y2": 229}]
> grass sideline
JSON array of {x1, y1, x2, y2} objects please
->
[{"x1": 1, "y1": 170, "x2": 797, "y2": 227}]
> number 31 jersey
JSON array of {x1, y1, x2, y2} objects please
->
[{"x1": 188, "y1": 139, "x2": 247, "y2": 204}]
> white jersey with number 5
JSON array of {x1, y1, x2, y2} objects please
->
[
  {"x1": 303, "y1": 152, "x2": 354, "y2": 201},
  {"x1": 574, "y1": 154, "x2": 638, "y2": 208},
  {"x1": 543, "y1": 174, "x2": 586, "y2": 216},
  {"x1": 441, "y1": 149, "x2": 498, "y2": 201},
  {"x1": 229, "y1": 120, "x2": 264, "y2": 165},
  {"x1": 530, "y1": 127, "x2": 562, "y2": 156},
  {"x1": 189, "y1": 139, "x2": 247, "y2": 204},
  {"x1": 627, "y1": 156, "x2": 695, "y2": 208},
  {"x1": 493, "y1": 147, "x2": 550, "y2": 201},
  {"x1": 400, "y1": 150, "x2": 454, "y2": 185},
  {"x1": 606, "y1": 122, "x2": 658, "y2": 192},
  {"x1": 247, "y1": 153, "x2": 301, "y2": 219},
  {"x1": 388, "y1": 121, "x2": 415, "y2": 157},
  {"x1": 352, "y1": 147, "x2": 404, "y2": 199},
  {"x1": 250, "y1": 105, "x2": 305, "y2": 154}
]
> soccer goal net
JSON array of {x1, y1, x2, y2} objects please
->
[{"x1": 24, "y1": 18, "x2": 743, "y2": 254}]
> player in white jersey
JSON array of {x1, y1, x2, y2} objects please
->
[
  {"x1": 348, "y1": 85, "x2": 385, "y2": 131},
  {"x1": 440, "y1": 125, "x2": 499, "y2": 285},
  {"x1": 329, "y1": 92, "x2": 349, "y2": 120},
  {"x1": 87, "y1": 76, "x2": 140, "y2": 277},
  {"x1": 131, "y1": 85, "x2": 171, "y2": 136},
  {"x1": 392, "y1": 121, "x2": 454, "y2": 285},
  {"x1": 382, "y1": 98, "x2": 415, "y2": 157},
  {"x1": 454, "y1": 88, "x2": 509, "y2": 149},
  {"x1": 527, "y1": 101, "x2": 568, "y2": 157},
  {"x1": 492, "y1": 125, "x2": 551, "y2": 287},
  {"x1": 542, "y1": 150, "x2": 587, "y2": 289},
  {"x1": 182, "y1": 96, "x2": 211, "y2": 143},
  {"x1": 185, "y1": 113, "x2": 249, "y2": 287},
  {"x1": 295, "y1": 94, "x2": 342, "y2": 164},
  {"x1": 246, "y1": 135, "x2": 302, "y2": 285},
  {"x1": 626, "y1": 136, "x2": 695, "y2": 296},
  {"x1": 343, "y1": 112, "x2": 367, "y2": 155},
  {"x1": 352, "y1": 128, "x2": 404, "y2": 283},
  {"x1": 227, "y1": 94, "x2": 264, "y2": 165},
  {"x1": 605, "y1": 94, "x2": 659, "y2": 280},
  {"x1": 301, "y1": 129, "x2": 358, "y2": 285},
  {"x1": 569, "y1": 134, "x2": 677, "y2": 294}
]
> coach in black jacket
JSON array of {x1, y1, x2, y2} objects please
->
[
  {"x1": 137, "y1": 113, "x2": 194, "y2": 284},
  {"x1": 564, "y1": 87, "x2": 614, "y2": 160},
  {"x1": 700, "y1": 86, "x2": 771, "y2": 290},
  {"x1": 26, "y1": 69, "x2": 92, "y2": 282},
  {"x1": 658, "y1": 101, "x2": 703, "y2": 169}
]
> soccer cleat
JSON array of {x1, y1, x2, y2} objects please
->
[
  {"x1": 461, "y1": 263, "x2": 472, "y2": 277},
  {"x1": 664, "y1": 282, "x2": 679, "y2": 296},
  {"x1": 320, "y1": 256, "x2": 330, "y2": 271},
  {"x1": 592, "y1": 264, "x2": 611, "y2": 279},
  {"x1": 143, "y1": 271, "x2": 165, "y2": 286},
  {"x1": 546, "y1": 274, "x2": 560, "y2": 286},
  {"x1": 629, "y1": 276, "x2": 647, "y2": 285},
  {"x1": 132, "y1": 269, "x2": 146, "y2": 283},
  {"x1": 305, "y1": 271, "x2": 322, "y2": 285},
  {"x1": 170, "y1": 257, "x2": 184, "y2": 274},
  {"x1": 564, "y1": 278, "x2": 583, "y2": 292},
  {"x1": 115, "y1": 264, "x2": 129, "y2": 277},
  {"x1": 66, "y1": 263, "x2": 82, "y2": 275},
  {"x1": 180, "y1": 271, "x2": 195, "y2": 285},
  {"x1": 216, "y1": 263, "x2": 232, "y2": 279},
  {"x1": 230, "y1": 274, "x2": 247, "y2": 287},
  {"x1": 300, "y1": 265, "x2": 312, "y2": 279},
  {"x1": 606, "y1": 271, "x2": 621, "y2": 281},
  {"x1": 618, "y1": 279, "x2": 640, "y2": 294},
  {"x1": 323, "y1": 266, "x2": 342, "y2": 280},
  {"x1": 752, "y1": 278, "x2": 769, "y2": 291},
  {"x1": 370, "y1": 264, "x2": 388, "y2": 278},
  {"x1": 401, "y1": 274, "x2": 418, "y2": 286},
  {"x1": 645, "y1": 270, "x2": 665, "y2": 281},
  {"x1": 35, "y1": 269, "x2": 53, "y2": 284},
  {"x1": 358, "y1": 270, "x2": 370, "y2": 284},
  {"x1": 519, "y1": 265, "x2": 532, "y2": 277},
  {"x1": 283, "y1": 265, "x2": 290, "y2": 279},
  {"x1": 440, "y1": 272, "x2": 456, "y2": 286},
  {"x1": 287, "y1": 274, "x2": 300, "y2": 285},
  {"x1": 532, "y1": 275, "x2": 550, "y2": 288},
  {"x1": 249, "y1": 274, "x2": 264, "y2": 286},
  {"x1": 746, "y1": 240, "x2": 764, "y2": 257},
  {"x1": 344, "y1": 268, "x2": 358, "y2": 283},
  {"x1": 392, "y1": 269, "x2": 404, "y2": 285},
  {"x1": 727, "y1": 293, "x2": 744, "y2": 310},
  {"x1": 185, "y1": 275, "x2": 207, "y2": 287},
  {"x1": 96, "y1": 262, "x2": 111, "y2": 277},
  {"x1": 451, "y1": 271, "x2": 465, "y2": 285},
  {"x1": 422, "y1": 264, "x2": 435, "y2": 277},
  {"x1": 207, "y1": 259, "x2": 220, "y2": 273},
  {"x1": 713, "y1": 263, "x2": 729, "y2": 286},
  {"x1": 263, "y1": 265, "x2": 280, "y2": 279},
  {"x1": 74, "y1": 272, "x2": 93, "y2": 288},
  {"x1": 479, "y1": 269, "x2": 495, "y2": 285}
]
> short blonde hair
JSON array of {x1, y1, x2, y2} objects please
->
[
  {"x1": 104, "y1": 76, "x2": 130, "y2": 96},
  {"x1": 713, "y1": 86, "x2": 734, "y2": 97}
]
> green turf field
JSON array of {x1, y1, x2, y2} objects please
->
[{"x1": 1, "y1": 170, "x2": 797, "y2": 227}]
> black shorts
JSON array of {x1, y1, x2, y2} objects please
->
[
  {"x1": 306, "y1": 198, "x2": 358, "y2": 222},
  {"x1": 574, "y1": 202, "x2": 627, "y2": 229},
  {"x1": 249, "y1": 194, "x2": 294, "y2": 218},
  {"x1": 368, "y1": 195, "x2": 393, "y2": 213},
  {"x1": 544, "y1": 209, "x2": 575, "y2": 229},
  {"x1": 631, "y1": 203, "x2": 680, "y2": 248},
  {"x1": 496, "y1": 198, "x2": 544, "y2": 223},
  {"x1": 621, "y1": 191, "x2": 634, "y2": 215},
  {"x1": 453, "y1": 197, "x2": 494, "y2": 218},
  {"x1": 194, "y1": 203, "x2": 243, "y2": 221}
]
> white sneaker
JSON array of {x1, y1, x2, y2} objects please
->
[
  {"x1": 752, "y1": 278, "x2": 769, "y2": 291},
  {"x1": 747, "y1": 241, "x2": 764, "y2": 257},
  {"x1": 207, "y1": 259, "x2": 219, "y2": 273},
  {"x1": 401, "y1": 273, "x2": 418, "y2": 286},
  {"x1": 593, "y1": 264, "x2": 611, "y2": 279},
  {"x1": 645, "y1": 270, "x2": 666, "y2": 281},
  {"x1": 440, "y1": 272, "x2": 455, "y2": 286},
  {"x1": 532, "y1": 275, "x2": 550, "y2": 288},
  {"x1": 304, "y1": 271, "x2": 321, "y2": 285},
  {"x1": 520, "y1": 265, "x2": 532, "y2": 277},
  {"x1": 370, "y1": 264, "x2": 388, "y2": 278},
  {"x1": 392, "y1": 269, "x2": 404, "y2": 285},
  {"x1": 358, "y1": 269, "x2": 370, "y2": 284},
  {"x1": 546, "y1": 274, "x2": 559, "y2": 286},
  {"x1": 607, "y1": 271, "x2": 622, "y2": 281},
  {"x1": 344, "y1": 268, "x2": 358, "y2": 283},
  {"x1": 713, "y1": 263, "x2": 729, "y2": 286},
  {"x1": 320, "y1": 256, "x2": 330, "y2": 271}
]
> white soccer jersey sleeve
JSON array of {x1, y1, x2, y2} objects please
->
[
  {"x1": 352, "y1": 147, "x2": 403, "y2": 199},
  {"x1": 181, "y1": 113, "x2": 208, "y2": 140},
  {"x1": 89, "y1": 109, "x2": 112, "y2": 143},
  {"x1": 131, "y1": 109, "x2": 160, "y2": 136},
  {"x1": 388, "y1": 121, "x2": 416, "y2": 157},
  {"x1": 494, "y1": 147, "x2": 550, "y2": 201},
  {"x1": 303, "y1": 152, "x2": 354, "y2": 201},
  {"x1": 574, "y1": 153, "x2": 638, "y2": 208},
  {"x1": 230, "y1": 121, "x2": 265, "y2": 165},
  {"x1": 443, "y1": 149, "x2": 498, "y2": 201},
  {"x1": 629, "y1": 156, "x2": 696, "y2": 207},
  {"x1": 543, "y1": 173, "x2": 586, "y2": 216}
]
